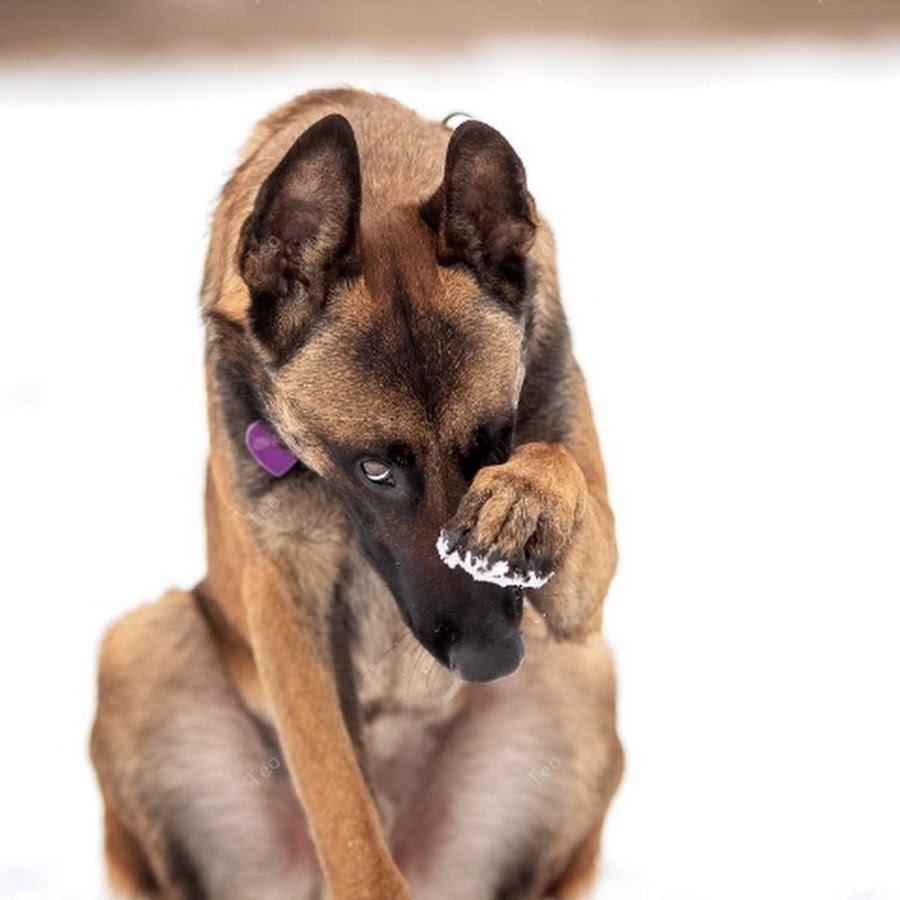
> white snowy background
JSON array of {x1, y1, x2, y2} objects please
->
[{"x1": 1, "y1": 39, "x2": 899, "y2": 900}]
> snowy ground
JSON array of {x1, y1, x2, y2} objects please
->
[{"x1": 1, "y1": 39, "x2": 899, "y2": 900}]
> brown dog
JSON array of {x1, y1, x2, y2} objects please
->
[{"x1": 90, "y1": 88, "x2": 623, "y2": 900}]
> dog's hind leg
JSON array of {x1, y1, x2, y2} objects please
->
[
  {"x1": 98, "y1": 790, "x2": 159, "y2": 898},
  {"x1": 545, "y1": 822, "x2": 606, "y2": 900},
  {"x1": 90, "y1": 589, "x2": 321, "y2": 900}
]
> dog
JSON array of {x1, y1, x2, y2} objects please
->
[{"x1": 90, "y1": 88, "x2": 623, "y2": 900}]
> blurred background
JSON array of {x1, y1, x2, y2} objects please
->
[
  {"x1": 1, "y1": 2, "x2": 899, "y2": 899},
  {"x1": 3, "y1": 0, "x2": 900, "y2": 52}
]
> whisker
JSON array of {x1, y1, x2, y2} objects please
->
[
  {"x1": 362, "y1": 629, "x2": 417, "y2": 682},
  {"x1": 425, "y1": 655, "x2": 442, "y2": 700},
  {"x1": 406, "y1": 642, "x2": 429, "y2": 703}
]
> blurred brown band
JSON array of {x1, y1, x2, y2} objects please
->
[{"x1": 2, "y1": 0, "x2": 899, "y2": 58}]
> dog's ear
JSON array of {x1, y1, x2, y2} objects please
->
[
  {"x1": 239, "y1": 114, "x2": 362, "y2": 360},
  {"x1": 421, "y1": 120, "x2": 536, "y2": 306}
]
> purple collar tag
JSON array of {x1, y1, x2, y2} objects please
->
[{"x1": 245, "y1": 420, "x2": 298, "y2": 477}]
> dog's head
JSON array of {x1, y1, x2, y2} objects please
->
[{"x1": 235, "y1": 113, "x2": 538, "y2": 682}]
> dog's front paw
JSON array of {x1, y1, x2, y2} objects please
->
[{"x1": 437, "y1": 443, "x2": 585, "y2": 590}]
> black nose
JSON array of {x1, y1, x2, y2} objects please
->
[{"x1": 448, "y1": 629, "x2": 525, "y2": 683}]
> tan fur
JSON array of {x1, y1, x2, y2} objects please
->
[{"x1": 91, "y1": 89, "x2": 622, "y2": 899}]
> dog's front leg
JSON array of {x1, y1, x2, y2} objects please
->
[
  {"x1": 440, "y1": 371, "x2": 617, "y2": 639},
  {"x1": 241, "y1": 554, "x2": 410, "y2": 900}
]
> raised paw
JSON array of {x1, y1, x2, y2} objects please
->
[{"x1": 436, "y1": 442, "x2": 586, "y2": 591}]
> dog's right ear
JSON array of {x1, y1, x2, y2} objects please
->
[{"x1": 238, "y1": 114, "x2": 362, "y2": 361}]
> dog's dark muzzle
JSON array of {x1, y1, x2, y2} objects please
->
[
  {"x1": 448, "y1": 626, "x2": 525, "y2": 683},
  {"x1": 411, "y1": 577, "x2": 525, "y2": 684},
  {"x1": 356, "y1": 523, "x2": 527, "y2": 684}
]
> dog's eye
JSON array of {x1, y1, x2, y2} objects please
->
[{"x1": 360, "y1": 459, "x2": 394, "y2": 486}]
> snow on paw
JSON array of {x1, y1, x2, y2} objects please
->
[{"x1": 435, "y1": 531, "x2": 553, "y2": 589}]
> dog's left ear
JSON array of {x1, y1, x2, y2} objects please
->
[{"x1": 421, "y1": 120, "x2": 537, "y2": 305}]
